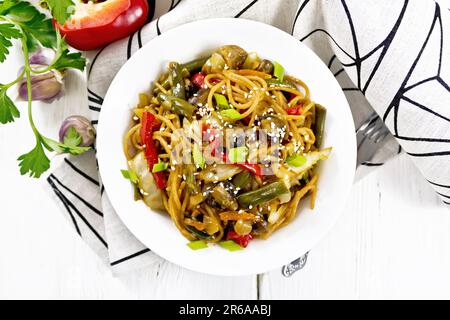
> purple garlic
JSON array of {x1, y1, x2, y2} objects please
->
[
  {"x1": 18, "y1": 49, "x2": 63, "y2": 103},
  {"x1": 59, "y1": 116, "x2": 96, "y2": 147}
]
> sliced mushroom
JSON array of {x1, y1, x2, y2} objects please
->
[{"x1": 217, "y1": 45, "x2": 248, "y2": 69}]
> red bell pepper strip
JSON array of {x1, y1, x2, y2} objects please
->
[
  {"x1": 286, "y1": 105, "x2": 302, "y2": 115},
  {"x1": 140, "y1": 111, "x2": 166, "y2": 189},
  {"x1": 191, "y1": 72, "x2": 206, "y2": 88},
  {"x1": 56, "y1": 0, "x2": 149, "y2": 51},
  {"x1": 227, "y1": 230, "x2": 253, "y2": 248}
]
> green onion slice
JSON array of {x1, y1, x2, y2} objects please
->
[
  {"x1": 187, "y1": 240, "x2": 208, "y2": 250},
  {"x1": 152, "y1": 161, "x2": 168, "y2": 173},
  {"x1": 220, "y1": 109, "x2": 243, "y2": 120},
  {"x1": 273, "y1": 61, "x2": 285, "y2": 81},
  {"x1": 286, "y1": 154, "x2": 307, "y2": 167},
  {"x1": 219, "y1": 240, "x2": 243, "y2": 251},
  {"x1": 193, "y1": 143, "x2": 205, "y2": 169},
  {"x1": 214, "y1": 93, "x2": 229, "y2": 109},
  {"x1": 228, "y1": 146, "x2": 248, "y2": 163},
  {"x1": 121, "y1": 169, "x2": 139, "y2": 184}
]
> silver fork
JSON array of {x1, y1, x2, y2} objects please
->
[{"x1": 281, "y1": 113, "x2": 391, "y2": 277}]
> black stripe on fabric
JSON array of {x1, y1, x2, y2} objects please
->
[
  {"x1": 47, "y1": 177, "x2": 81, "y2": 236},
  {"x1": 403, "y1": 76, "x2": 437, "y2": 92},
  {"x1": 64, "y1": 158, "x2": 100, "y2": 186},
  {"x1": 428, "y1": 180, "x2": 450, "y2": 189},
  {"x1": 156, "y1": 18, "x2": 161, "y2": 35},
  {"x1": 334, "y1": 68, "x2": 345, "y2": 77},
  {"x1": 327, "y1": 54, "x2": 336, "y2": 68},
  {"x1": 100, "y1": 185, "x2": 105, "y2": 196},
  {"x1": 437, "y1": 192, "x2": 450, "y2": 199},
  {"x1": 341, "y1": 0, "x2": 361, "y2": 89},
  {"x1": 110, "y1": 248, "x2": 151, "y2": 266},
  {"x1": 394, "y1": 134, "x2": 450, "y2": 143},
  {"x1": 383, "y1": 3, "x2": 439, "y2": 123},
  {"x1": 127, "y1": 32, "x2": 135, "y2": 60},
  {"x1": 235, "y1": 0, "x2": 259, "y2": 18},
  {"x1": 407, "y1": 151, "x2": 450, "y2": 157},
  {"x1": 444, "y1": 201, "x2": 450, "y2": 205},
  {"x1": 361, "y1": 162, "x2": 384, "y2": 167},
  {"x1": 436, "y1": 3, "x2": 443, "y2": 75},
  {"x1": 401, "y1": 96, "x2": 450, "y2": 123},
  {"x1": 49, "y1": 175, "x2": 108, "y2": 248},
  {"x1": 87, "y1": 89, "x2": 104, "y2": 102},
  {"x1": 89, "y1": 105, "x2": 101, "y2": 112},
  {"x1": 291, "y1": 0, "x2": 310, "y2": 35},
  {"x1": 300, "y1": 29, "x2": 354, "y2": 59},
  {"x1": 50, "y1": 174, "x2": 103, "y2": 217},
  {"x1": 361, "y1": 0, "x2": 408, "y2": 93},
  {"x1": 343, "y1": 87, "x2": 360, "y2": 91},
  {"x1": 169, "y1": 0, "x2": 182, "y2": 11},
  {"x1": 91, "y1": 120, "x2": 98, "y2": 125},
  {"x1": 146, "y1": 0, "x2": 156, "y2": 22},
  {"x1": 137, "y1": 27, "x2": 143, "y2": 49},
  {"x1": 437, "y1": 77, "x2": 450, "y2": 92},
  {"x1": 88, "y1": 96, "x2": 103, "y2": 105},
  {"x1": 88, "y1": 46, "x2": 106, "y2": 75}
]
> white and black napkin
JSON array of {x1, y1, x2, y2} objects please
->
[{"x1": 46, "y1": 0, "x2": 450, "y2": 274}]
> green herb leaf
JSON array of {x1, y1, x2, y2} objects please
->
[
  {"x1": 152, "y1": 161, "x2": 168, "y2": 173},
  {"x1": 0, "y1": 86, "x2": 20, "y2": 124},
  {"x1": 273, "y1": 61, "x2": 285, "y2": 82},
  {"x1": 52, "y1": 32, "x2": 86, "y2": 71},
  {"x1": 219, "y1": 240, "x2": 243, "y2": 251},
  {"x1": 219, "y1": 109, "x2": 243, "y2": 120},
  {"x1": 42, "y1": 136, "x2": 90, "y2": 155},
  {"x1": 228, "y1": 146, "x2": 248, "y2": 163},
  {"x1": 193, "y1": 143, "x2": 205, "y2": 169},
  {"x1": 121, "y1": 169, "x2": 139, "y2": 184},
  {"x1": 40, "y1": 0, "x2": 75, "y2": 25},
  {"x1": 0, "y1": 23, "x2": 21, "y2": 62},
  {"x1": 286, "y1": 154, "x2": 307, "y2": 167},
  {"x1": 213, "y1": 93, "x2": 229, "y2": 110},
  {"x1": 0, "y1": 0, "x2": 20, "y2": 14},
  {"x1": 63, "y1": 126, "x2": 81, "y2": 147},
  {"x1": 7, "y1": 1, "x2": 56, "y2": 51},
  {"x1": 17, "y1": 140, "x2": 50, "y2": 178},
  {"x1": 187, "y1": 240, "x2": 208, "y2": 250}
]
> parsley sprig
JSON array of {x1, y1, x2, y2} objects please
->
[{"x1": 0, "y1": 0, "x2": 88, "y2": 178}]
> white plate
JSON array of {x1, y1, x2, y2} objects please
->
[{"x1": 97, "y1": 18, "x2": 356, "y2": 276}]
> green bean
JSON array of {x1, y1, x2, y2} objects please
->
[
  {"x1": 232, "y1": 171, "x2": 252, "y2": 190},
  {"x1": 170, "y1": 62, "x2": 185, "y2": 100},
  {"x1": 314, "y1": 104, "x2": 327, "y2": 148},
  {"x1": 185, "y1": 225, "x2": 213, "y2": 240},
  {"x1": 157, "y1": 93, "x2": 196, "y2": 118},
  {"x1": 183, "y1": 164, "x2": 200, "y2": 194},
  {"x1": 181, "y1": 57, "x2": 209, "y2": 73},
  {"x1": 266, "y1": 78, "x2": 297, "y2": 89},
  {"x1": 237, "y1": 181, "x2": 290, "y2": 208}
]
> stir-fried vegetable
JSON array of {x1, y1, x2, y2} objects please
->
[
  {"x1": 169, "y1": 62, "x2": 186, "y2": 100},
  {"x1": 237, "y1": 180, "x2": 290, "y2": 208},
  {"x1": 157, "y1": 92, "x2": 196, "y2": 118},
  {"x1": 314, "y1": 104, "x2": 327, "y2": 148},
  {"x1": 140, "y1": 111, "x2": 166, "y2": 189},
  {"x1": 286, "y1": 147, "x2": 332, "y2": 174},
  {"x1": 128, "y1": 152, "x2": 164, "y2": 210}
]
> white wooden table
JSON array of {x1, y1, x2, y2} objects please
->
[{"x1": 1, "y1": 4, "x2": 449, "y2": 300}]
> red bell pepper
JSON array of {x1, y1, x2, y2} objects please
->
[
  {"x1": 227, "y1": 230, "x2": 253, "y2": 248},
  {"x1": 56, "y1": 0, "x2": 149, "y2": 51},
  {"x1": 140, "y1": 111, "x2": 166, "y2": 189},
  {"x1": 191, "y1": 72, "x2": 206, "y2": 88},
  {"x1": 286, "y1": 104, "x2": 303, "y2": 115}
]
